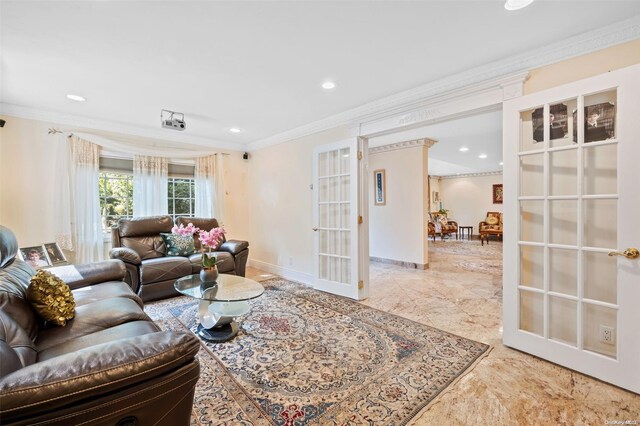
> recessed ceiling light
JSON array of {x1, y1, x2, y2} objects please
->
[
  {"x1": 322, "y1": 81, "x2": 336, "y2": 90},
  {"x1": 504, "y1": 0, "x2": 534, "y2": 11},
  {"x1": 499, "y1": 161, "x2": 504, "y2": 166},
  {"x1": 229, "y1": 128, "x2": 241, "y2": 133},
  {"x1": 459, "y1": 147, "x2": 469, "y2": 152},
  {"x1": 66, "y1": 94, "x2": 86, "y2": 102},
  {"x1": 479, "y1": 154, "x2": 488, "y2": 159},
  {"x1": 343, "y1": 154, "x2": 349, "y2": 158}
]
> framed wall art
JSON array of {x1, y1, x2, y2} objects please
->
[
  {"x1": 493, "y1": 184, "x2": 503, "y2": 204},
  {"x1": 374, "y1": 169, "x2": 386, "y2": 206}
]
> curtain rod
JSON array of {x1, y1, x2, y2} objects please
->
[{"x1": 47, "y1": 128, "x2": 231, "y2": 155}]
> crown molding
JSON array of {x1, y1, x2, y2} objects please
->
[
  {"x1": 369, "y1": 138, "x2": 437, "y2": 154},
  {"x1": 0, "y1": 103, "x2": 244, "y2": 151},
  {"x1": 438, "y1": 171, "x2": 503, "y2": 179},
  {"x1": 248, "y1": 15, "x2": 640, "y2": 151}
]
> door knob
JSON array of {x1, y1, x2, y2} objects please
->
[
  {"x1": 312, "y1": 227, "x2": 318, "y2": 232},
  {"x1": 608, "y1": 248, "x2": 640, "y2": 259}
]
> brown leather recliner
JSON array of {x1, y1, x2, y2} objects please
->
[
  {"x1": 0, "y1": 225, "x2": 200, "y2": 426},
  {"x1": 110, "y1": 215, "x2": 249, "y2": 302}
]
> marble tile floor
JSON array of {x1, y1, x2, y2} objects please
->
[{"x1": 245, "y1": 241, "x2": 640, "y2": 425}]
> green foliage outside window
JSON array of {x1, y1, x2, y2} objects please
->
[{"x1": 99, "y1": 173, "x2": 195, "y2": 230}]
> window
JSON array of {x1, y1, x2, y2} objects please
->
[
  {"x1": 99, "y1": 172, "x2": 134, "y2": 229},
  {"x1": 168, "y1": 178, "x2": 195, "y2": 220},
  {"x1": 99, "y1": 157, "x2": 196, "y2": 229}
]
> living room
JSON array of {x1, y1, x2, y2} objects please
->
[{"x1": 1, "y1": 1, "x2": 640, "y2": 424}]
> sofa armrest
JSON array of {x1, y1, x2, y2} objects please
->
[
  {"x1": 49, "y1": 260, "x2": 126, "y2": 290},
  {"x1": 110, "y1": 247, "x2": 142, "y2": 265},
  {"x1": 219, "y1": 240, "x2": 249, "y2": 256},
  {"x1": 0, "y1": 331, "x2": 200, "y2": 420}
]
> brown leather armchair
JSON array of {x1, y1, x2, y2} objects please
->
[
  {"x1": 0, "y1": 225, "x2": 200, "y2": 425},
  {"x1": 110, "y1": 215, "x2": 249, "y2": 302}
]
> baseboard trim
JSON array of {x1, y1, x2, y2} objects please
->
[
  {"x1": 370, "y1": 256, "x2": 428, "y2": 270},
  {"x1": 247, "y1": 259, "x2": 313, "y2": 285}
]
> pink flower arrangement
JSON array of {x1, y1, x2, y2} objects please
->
[
  {"x1": 199, "y1": 227, "x2": 226, "y2": 269},
  {"x1": 198, "y1": 227, "x2": 226, "y2": 251},
  {"x1": 171, "y1": 223, "x2": 200, "y2": 236}
]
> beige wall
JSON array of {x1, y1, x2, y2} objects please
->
[
  {"x1": 369, "y1": 146, "x2": 429, "y2": 267},
  {"x1": 247, "y1": 126, "x2": 351, "y2": 281},
  {"x1": 0, "y1": 115, "x2": 249, "y2": 258},
  {"x1": 439, "y1": 174, "x2": 503, "y2": 235},
  {"x1": 526, "y1": 39, "x2": 640, "y2": 94},
  {"x1": 0, "y1": 115, "x2": 60, "y2": 246}
]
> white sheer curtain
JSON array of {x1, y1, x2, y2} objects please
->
[
  {"x1": 214, "y1": 154, "x2": 226, "y2": 223},
  {"x1": 54, "y1": 136, "x2": 104, "y2": 263},
  {"x1": 194, "y1": 154, "x2": 225, "y2": 222},
  {"x1": 133, "y1": 155, "x2": 168, "y2": 216}
]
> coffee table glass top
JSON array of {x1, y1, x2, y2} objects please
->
[{"x1": 174, "y1": 274, "x2": 264, "y2": 302}]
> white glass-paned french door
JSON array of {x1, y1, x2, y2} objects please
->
[
  {"x1": 503, "y1": 65, "x2": 640, "y2": 393},
  {"x1": 312, "y1": 138, "x2": 368, "y2": 300}
]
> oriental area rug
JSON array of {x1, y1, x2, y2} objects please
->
[{"x1": 145, "y1": 278, "x2": 489, "y2": 425}]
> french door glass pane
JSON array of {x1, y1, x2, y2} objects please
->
[
  {"x1": 520, "y1": 201, "x2": 543, "y2": 243},
  {"x1": 520, "y1": 107, "x2": 543, "y2": 152},
  {"x1": 584, "y1": 251, "x2": 617, "y2": 304},
  {"x1": 583, "y1": 199, "x2": 617, "y2": 249},
  {"x1": 549, "y1": 149, "x2": 577, "y2": 196},
  {"x1": 583, "y1": 91, "x2": 617, "y2": 144},
  {"x1": 520, "y1": 245, "x2": 544, "y2": 289},
  {"x1": 549, "y1": 200, "x2": 577, "y2": 246},
  {"x1": 520, "y1": 154, "x2": 544, "y2": 196},
  {"x1": 583, "y1": 303, "x2": 617, "y2": 359},
  {"x1": 549, "y1": 99, "x2": 576, "y2": 148},
  {"x1": 520, "y1": 290, "x2": 544, "y2": 336},
  {"x1": 549, "y1": 296, "x2": 577, "y2": 346},
  {"x1": 549, "y1": 248, "x2": 577, "y2": 296},
  {"x1": 583, "y1": 144, "x2": 617, "y2": 195}
]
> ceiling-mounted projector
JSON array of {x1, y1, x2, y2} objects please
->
[{"x1": 161, "y1": 109, "x2": 186, "y2": 131}]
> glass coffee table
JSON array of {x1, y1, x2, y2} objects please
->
[{"x1": 174, "y1": 274, "x2": 264, "y2": 342}]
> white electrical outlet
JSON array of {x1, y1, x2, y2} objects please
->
[{"x1": 599, "y1": 325, "x2": 615, "y2": 345}]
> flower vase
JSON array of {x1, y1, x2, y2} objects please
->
[{"x1": 200, "y1": 265, "x2": 218, "y2": 283}]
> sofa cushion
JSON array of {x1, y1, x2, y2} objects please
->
[
  {"x1": 0, "y1": 225, "x2": 19, "y2": 269},
  {"x1": 0, "y1": 259, "x2": 40, "y2": 341},
  {"x1": 38, "y1": 320, "x2": 160, "y2": 361},
  {"x1": 72, "y1": 281, "x2": 143, "y2": 308},
  {"x1": 122, "y1": 235, "x2": 167, "y2": 260},
  {"x1": 0, "y1": 310, "x2": 36, "y2": 374},
  {"x1": 140, "y1": 256, "x2": 192, "y2": 284},
  {"x1": 27, "y1": 270, "x2": 76, "y2": 327},
  {"x1": 160, "y1": 233, "x2": 195, "y2": 256},
  {"x1": 35, "y1": 297, "x2": 150, "y2": 351}
]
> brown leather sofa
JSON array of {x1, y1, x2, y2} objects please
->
[
  {"x1": 0, "y1": 225, "x2": 200, "y2": 425},
  {"x1": 110, "y1": 215, "x2": 249, "y2": 302}
]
